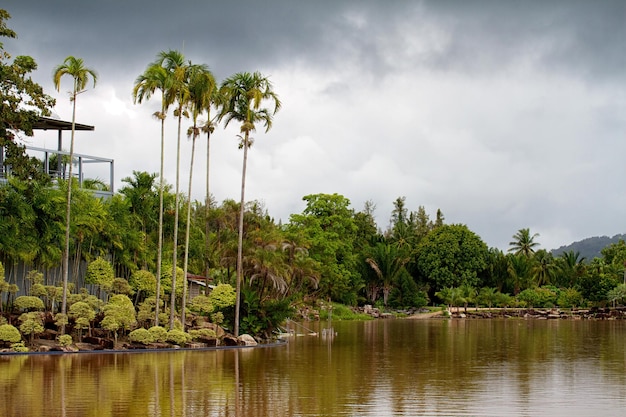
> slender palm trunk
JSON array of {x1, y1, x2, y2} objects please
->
[
  {"x1": 181, "y1": 132, "x2": 197, "y2": 330},
  {"x1": 169, "y1": 110, "x2": 182, "y2": 329},
  {"x1": 234, "y1": 132, "x2": 249, "y2": 337},
  {"x1": 154, "y1": 101, "x2": 165, "y2": 326},
  {"x1": 204, "y1": 130, "x2": 211, "y2": 279},
  {"x1": 61, "y1": 84, "x2": 77, "y2": 331}
]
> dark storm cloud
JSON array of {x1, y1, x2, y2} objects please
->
[{"x1": 4, "y1": 1, "x2": 626, "y2": 250}]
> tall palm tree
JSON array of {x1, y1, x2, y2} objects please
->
[
  {"x1": 133, "y1": 60, "x2": 172, "y2": 326},
  {"x1": 219, "y1": 71, "x2": 281, "y2": 336},
  {"x1": 156, "y1": 49, "x2": 190, "y2": 329},
  {"x1": 53, "y1": 56, "x2": 97, "y2": 329},
  {"x1": 180, "y1": 65, "x2": 216, "y2": 329},
  {"x1": 202, "y1": 88, "x2": 223, "y2": 278},
  {"x1": 508, "y1": 228, "x2": 540, "y2": 258}
]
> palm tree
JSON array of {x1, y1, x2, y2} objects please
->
[
  {"x1": 365, "y1": 241, "x2": 409, "y2": 306},
  {"x1": 53, "y1": 56, "x2": 97, "y2": 330},
  {"x1": 180, "y1": 64, "x2": 216, "y2": 329},
  {"x1": 219, "y1": 72, "x2": 281, "y2": 336},
  {"x1": 201, "y1": 88, "x2": 223, "y2": 278},
  {"x1": 531, "y1": 249, "x2": 557, "y2": 286},
  {"x1": 155, "y1": 49, "x2": 190, "y2": 329},
  {"x1": 508, "y1": 228, "x2": 540, "y2": 257},
  {"x1": 133, "y1": 60, "x2": 172, "y2": 326}
]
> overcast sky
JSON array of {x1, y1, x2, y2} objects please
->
[{"x1": 5, "y1": 1, "x2": 626, "y2": 251}]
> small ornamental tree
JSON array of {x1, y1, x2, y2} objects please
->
[
  {"x1": 129, "y1": 270, "x2": 157, "y2": 304},
  {"x1": 148, "y1": 326, "x2": 168, "y2": 343},
  {"x1": 208, "y1": 283, "x2": 236, "y2": 310},
  {"x1": 19, "y1": 312, "x2": 44, "y2": 345},
  {"x1": 0, "y1": 271, "x2": 8, "y2": 313},
  {"x1": 109, "y1": 278, "x2": 133, "y2": 296},
  {"x1": 128, "y1": 328, "x2": 154, "y2": 344},
  {"x1": 166, "y1": 329, "x2": 191, "y2": 346},
  {"x1": 85, "y1": 257, "x2": 115, "y2": 296},
  {"x1": 0, "y1": 323, "x2": 22, "y2": 346},
  {"x1": 69, "y1": 301, "x2": 95, "y2": 340},
  {"x1": 101, "y1": 294, "x2": 137, "y2": 343},
  {"x1": 14, "y1": 295, "x2": 45, "y2": 312}
]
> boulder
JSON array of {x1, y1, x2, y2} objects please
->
[{"x1": 238, "y1": 334, "x2": 257, "y2": 346}]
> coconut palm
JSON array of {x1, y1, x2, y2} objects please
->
[
  {"x1": 219, "y1": 71, "x2": 281, "y2": 336},
  {"x1": 508, "y1": 228, "x2": 540, "y2": 257},
  {"x1": 180, "y1": 65, "x2": 216, "y2": 329},
  {"x1": 53, "y1": 56, "x2": 97, "y2": 330},
  {"x1": 132, "y1": 60, "x2": 172, "y2": 326}
]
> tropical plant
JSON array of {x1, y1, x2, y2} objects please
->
[
  {"x1": 180, "y1": 64, "x2": 217, "y2": 329},
  {"x1": 508, "y1": 228, "x2": 540, "y2": 257},
  {"x1": 154, "y1": 49, "x2": 192, "y2": 329},
  {"x1": 133, "y1": 57, "x2": 173, "y2": 327},
  {"x1": 365, "y1": 241, "x2": 409, "y2": 306},
  {"x1": 53, "y1": 55, "x2": 97, "y2": 332},
  {"x1": 219, "y1": 71, "x2": 281, "y2": 336}
]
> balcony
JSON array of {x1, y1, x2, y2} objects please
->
[{"x1": 0, "y1": 116, "x2": 114, "y2": 198}]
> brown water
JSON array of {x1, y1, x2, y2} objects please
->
[{"x1": 1, "y1": 319, "x2": 626, "y2": 416}]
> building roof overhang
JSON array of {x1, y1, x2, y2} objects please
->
[{"x1": 33, "y1": 116, "x2": 94, "y2": 131}]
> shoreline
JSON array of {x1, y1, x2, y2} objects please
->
[{"x1": 0, "y1": 338, "x2": 287, "y2": 357}]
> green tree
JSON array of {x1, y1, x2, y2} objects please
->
[
  {"x1": 219, "y1": 71, "x2": 281, "y2": 336},
  {"x1": 0, "y1": 10, "x2": 55, "y2": 181},
  {"x1": 129, "y1": 270, "x2": 157, "y2": 304},
  {"x1": 85, "y1": 257, "x2": 115, "y2": 296},
  {"x1": 53, "y1": 55, "x2": 97, "y2": 332},
  {"x1": 181, "y1": 64, "x2": 216, "y2": 329},
  {"x1": 68, "y1": 301, "x2": 95, "y2": 340},
  {"x1": 101, "y1": 294, "x2": 136, "y2": 343},
  {"x1": 133, "y1": 60, "x2": 172, "y2": 326},
  {"x1": 14, "y1": 295, "x2": 45, "y2": 312},
  {"x1": 155, "y1": 49, "x2": 191, "y2": 330},
  {"x1": 18, "y1": 312, "x2": 43, "y2": 345},
  {"x1": 531, "y1": 250, "x2": 557, "y2": 286},
  {"x1": 416, "y1": 224, "x2": 488, "y2": 291},
  {"x1": 0, "y1": 323, "x2": 21, "y2": 345},
  {"x1": 365, "y1": 241, "x2": 409, "y2": 306},
  {"x1": 508, "y1": 228, "x2": 540, "y2": 257},
  {"x1": 288, "y1": 193, "x2": 360, "y2": 304}
]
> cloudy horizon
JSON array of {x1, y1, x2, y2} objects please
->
[{"x1": 5, "y1": 0, "x2": 626, "y2": 251}]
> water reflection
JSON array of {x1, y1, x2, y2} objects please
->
[{"x1": 1, "y1": 319, "x2": 626, "y2": 416}]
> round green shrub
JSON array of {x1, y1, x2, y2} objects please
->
[
  {"x1": 128, "y1": 328, "x2": 155, "y2": 344},
  {"x1": 189, "y1": 328, "x2": 217, "y2": 341},
  {"x1": 0, "y1": 324, "x2": 22, "y2": 343},
  {"x1": 166, "y1": 329, "x2": 191, "y2": 346},
  {"x1": 58, "y1": 334, "x2": 73, "y2": 347},
  {"x1": 148, "y1": 326, "x2": 168, "y2": 343}
]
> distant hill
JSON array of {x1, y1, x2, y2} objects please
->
[{"x1": 551, "y1": 234, "x2": 626, "y2": 261}]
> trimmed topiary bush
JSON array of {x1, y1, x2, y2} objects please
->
[
  {"x1": 0, "y1": 324, "x2": 22, "y2": 344},
  {"x1": 166, "y1": 329, "x2": 191, "y2": 346},
  {"x1": 148, "y1": 326, "x2": 168, "y2": 343},
  {"x1": 58, "y1": 334, "x2": 73, "y2": 347},
  {"x1": 189, "y1": 328, "x2": 217, "y2": 341},
  {"x1": 128, "y1": 328, "x2": 155, "y2": 344}
]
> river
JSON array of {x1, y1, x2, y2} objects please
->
[{"x1": 1, "y1": 318, "x2": 626, "y2": 416}]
